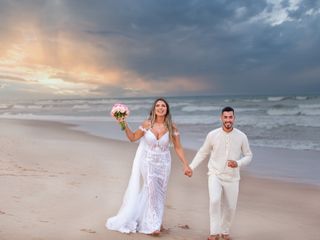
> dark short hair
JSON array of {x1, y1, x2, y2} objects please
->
[{"x1": 221, "y1": 106, "x2": 234, "y2": 114}]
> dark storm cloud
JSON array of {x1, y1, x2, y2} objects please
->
[
  {"x1": 62, "y1": 0, "x2": 319, "y2": 94},
  {"x1": 1, "y1": 0, "x2": 319, "y2": 95}
]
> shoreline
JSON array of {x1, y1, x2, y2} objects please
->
[
  {"x1": 2, "y1": 117, "x2": 320, "y2": 186},
  {"x1": 68, "y1": 120, "x2": 320, "y2": 187}
]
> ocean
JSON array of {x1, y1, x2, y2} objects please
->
[{"x1": 1, "y1": 94, "x2": 320, "y2": 185}]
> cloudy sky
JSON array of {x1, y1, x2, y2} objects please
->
[{"x1": 0, "y1": 0, "x2": 319, "y2": 100}]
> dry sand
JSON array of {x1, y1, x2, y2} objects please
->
[{"x1": 0, "y1": 119, "x2": 319, "y2": 240}]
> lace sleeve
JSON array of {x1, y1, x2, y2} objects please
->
[
  {"x1": 173, "y1": 130, "x2": 180, "y2": 136},
  {"x1": 172, "y1": 123, "x2": 180, "y2": 136},
  {"x1": 139, "y1": 126, "x2": 147, "y2": 132}
]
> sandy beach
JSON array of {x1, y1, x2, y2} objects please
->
[{"x1": 1, "y1": 119, "x2": 319, "y2": 240}]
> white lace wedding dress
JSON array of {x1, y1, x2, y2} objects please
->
[{"x1": 106, "y1": 127, "x2": 171, "y2": 234}]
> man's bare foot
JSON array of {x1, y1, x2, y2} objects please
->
[
  {"x1": 207, "y1": 234, "x2": 220, "y2": 240},
  {"x1": 221, "y1": 234, "x2": 232, "y2": 240}
]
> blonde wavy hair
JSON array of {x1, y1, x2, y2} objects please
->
[{"x1": 148, "y1": 98, "x2": 174, "y2": 141}]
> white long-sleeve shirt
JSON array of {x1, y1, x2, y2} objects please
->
[{"x1": 190, "y1": 127, "x2": 252, "y2": 181}]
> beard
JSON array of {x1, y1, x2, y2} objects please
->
[{"x1": 224, "y1": 122, "x2": 233, "y2": 129}]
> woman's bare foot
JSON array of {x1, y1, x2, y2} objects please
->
[
  {"x1": 149, "y1": 230, "x2": 161, "y2": 236},
  {"x1": 160, "y1": 225, "x2": 169, "y2": 233},
  {"x1": 221, "y1": 234, "x2": 232, "y2": 240}
]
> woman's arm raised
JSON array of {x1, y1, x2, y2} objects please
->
[{"x1": 123, "y1": 119, "x2": 150, "y2": 142}]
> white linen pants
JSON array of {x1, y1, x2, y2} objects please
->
[{"x1": 208, "y1": 174, "x2": 239, "y2": 235}]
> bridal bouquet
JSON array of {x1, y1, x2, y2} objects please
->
[{"x1": 110, "y1": 103, "x2": 130, "y2": 130}]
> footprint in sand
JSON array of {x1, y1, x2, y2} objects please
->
[
  {"x1": 80, "y1": 229, "x2": 96, "y2": 234},
  {"x1": 68, "y1": 181, "x2": 81, "y2": 186},
  {"x1": 39, "y1": 220, "x2": 49, "y2": 223},
  {"x1": 166, "y1": 204, "x2": 176, "y2": 210},
  {"x1": 177, "y1": 224, "x2": 190, "y2": 229}
]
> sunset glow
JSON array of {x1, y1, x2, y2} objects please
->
[{"x1": 1, "y1": 1, "x2": 319, "y2": 100}]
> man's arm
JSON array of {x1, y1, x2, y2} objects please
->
[
  {"x1": 189, "y1": 132, "x2": 212, "y2": 171},
  {"x1": 236, "y1": 134, "x2": 252, "y2": 167}
]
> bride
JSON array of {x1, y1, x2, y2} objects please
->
[{"x1": 106, "y1": 98, "x2": 191, "y2": 236}]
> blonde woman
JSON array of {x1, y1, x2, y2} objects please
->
[{"x1": 106, "y1": 98, "x2": 191, "y2": 236}]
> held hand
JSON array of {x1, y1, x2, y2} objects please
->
[
  {"x1": 227, "y1": 160, "x2": 238, "y2": 168},
  {"x1": 184, "y1": 165, "x2": 193, "y2": 177}
]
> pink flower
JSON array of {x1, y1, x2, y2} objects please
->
[{"x1": 110, "y1": 103, "x2": 130, "y2": 130}]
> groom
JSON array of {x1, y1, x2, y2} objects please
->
[{"x1": 185, "y1": 106, "x2": 252, "y2": 240}]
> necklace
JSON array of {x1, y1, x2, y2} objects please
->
[{"x1": 152, "y1": 122, "x2": 166, "y2": 133}]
